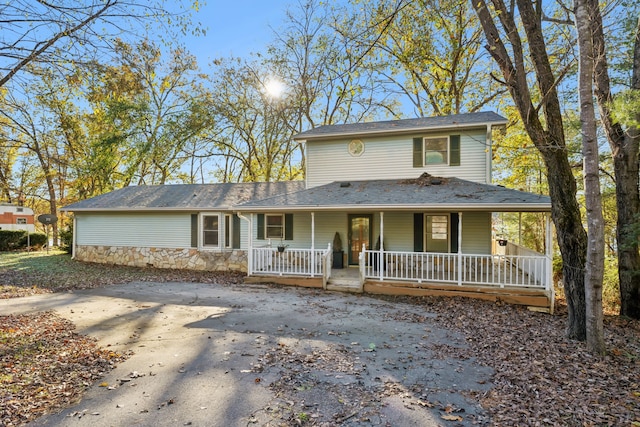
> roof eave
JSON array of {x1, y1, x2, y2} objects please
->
[
  {"x1": 60, "y1": 206, "x2": 234, "y2": 212},
  {"x1": 293, "y1": 120, "x2": 508, "y2": 142},
  {"x1": 235, "y1": 203, "x2": 551, "y2": 213}
]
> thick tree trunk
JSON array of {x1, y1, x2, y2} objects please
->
[
  {"x1": 575, "y1": 0, "x2": 605, "y2": 355},
  {"x1": 592, "y1": 13, "x2": 640, "y2": 319},
  {"x1": 472, "y1": 0, "x2": 588, "y2": 340},
  {"x1": 615, "y1": 149, "x2": 640, "y2": 318}
]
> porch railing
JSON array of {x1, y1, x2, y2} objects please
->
[
  {"x1": 362, "y1": 249, "x2": 549, "y2": 289},
  {"x1": 250, "y1": 246, "x2": 328, "y2": 277}
]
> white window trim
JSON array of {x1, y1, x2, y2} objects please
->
[
  {"x1": 199, "y1": 212, "x2": 221, "y2": 250},
  {"x1": 423, "y1": 135, "x2": 451, "y2": 166},
  {"x1": 16, "y1": 218, "x2": 27, "y2": 225}
]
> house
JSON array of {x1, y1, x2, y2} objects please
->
[
  {"x1": 61, "y1": 112, "x2": 554, "y2": 311},
  {"x1": 0, "y1": 203, "x2": 35, "y2": 233}
]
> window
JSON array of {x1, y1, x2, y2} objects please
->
[
  {"x1": 265, "y1": 214, "x2": 284, "y2": 239},
  {"x1": 224, "y1": 214, "x2": 232, "y2": 248},
  {"x1": 16, "y1": 207, "x2": 23, "y2": 212},
  {"x1": 202, "y1": 215, "x2": 219, "y2": 247},
  {"x1": 429, "y1": 215, "x2": 448, "y2": 240},
  {"x1": 424, "y1": 137, "x2": 449, "y2": 164},
  {"x1": 413, "y1": 135, "x2": 460, "y2": 167},
  {"x1": 16, "y1": 218, "x2": 27, "y2": 225}
]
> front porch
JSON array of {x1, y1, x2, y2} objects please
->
[{"x1": 244, "y1": 242, "x2": 554, "y2": 312}]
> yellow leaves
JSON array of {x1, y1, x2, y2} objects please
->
[{"x1": 441, "y1": 414, "x2": 463, "y2": 421}]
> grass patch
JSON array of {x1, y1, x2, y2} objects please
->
[{"x1": 0, "y1": 250, "x2": 246, "y2": 298}]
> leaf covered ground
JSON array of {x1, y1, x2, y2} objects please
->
[
  {"x1": 1, "y1": 251, "x2": 639, "y2": 426},
  {"x1": 0, "y1": 311, "x2": 129, "y2": 426}
]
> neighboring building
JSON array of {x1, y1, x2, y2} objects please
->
[
  {"x1": 0, "y1": 203, "x2": 35, "y2": 233},
  {"x1": 62, "y1": 112, "x2": 554, "y2": 311}
]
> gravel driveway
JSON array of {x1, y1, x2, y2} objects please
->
[{"x1": 0, "y1": 281, "x2": 492, "y2": 426}]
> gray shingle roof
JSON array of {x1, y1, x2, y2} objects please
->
[
  {"x1": 236, "y1": 176, "x2": 551, "y2": 212},
  {"x1": 61, "y1": 182, "x2": 305, "y2": 212},
  {"x1": 293, "y1": 111, "x2": 508, "y2": 141}
]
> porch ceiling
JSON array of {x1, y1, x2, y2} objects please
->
[{"x1": 235, "y1": 176, "x2": 551, "y2": 213}]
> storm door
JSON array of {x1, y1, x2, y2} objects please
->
[{"x1": 348, "y1": 214, "x2": 372, "y2": 265}]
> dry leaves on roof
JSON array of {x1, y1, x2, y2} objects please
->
[{"x1": 400, "y1": 172, "x2": 449, "y2": 186}]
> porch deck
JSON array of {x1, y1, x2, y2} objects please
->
[{"x1": 246, "y1": 246, "x2": 554, "y2": 312}]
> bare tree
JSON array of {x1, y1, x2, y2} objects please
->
[{"x1": 0, "y1": 0, "x2": 201, "y2": 88}]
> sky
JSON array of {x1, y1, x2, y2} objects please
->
[{"x1": 182, "y1": 0, "x2": 294, "y2": 66}]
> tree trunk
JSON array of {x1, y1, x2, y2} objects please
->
[
  {"x1": 472, "y1": 0, "x2": 588, "y2": 340},
  {"x1": 592, "y1": 15, "x2": 640, "y2": 319},
  {"x1": 575, "y1": 0, "x2": 606, "y2": 355}
]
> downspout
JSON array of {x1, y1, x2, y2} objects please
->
[
  {"x1": 72, "y1": 216, "x2": 77, "y2": 259},
  {"x1": 486, "y1": 124, "x2": 492, "y2": 184},
  {"x1": 237, "y1": 212, "x2": 252, "y2": 276}
]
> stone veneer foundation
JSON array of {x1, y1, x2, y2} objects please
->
[{"x1": 74, "y1": 245, "x2": 248, "y2": 272}]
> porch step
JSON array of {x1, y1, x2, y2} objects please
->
[{"x1": 326, "y1": 278, "x2": 362, "y2": 293}]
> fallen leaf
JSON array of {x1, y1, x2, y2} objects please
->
[{"x1": 441, "y1": 414, "x2": 463, "y2": 421}]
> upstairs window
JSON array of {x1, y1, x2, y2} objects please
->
[
  {"x1": 424, "y1": 137, "x2": 449, "y2": 165},
  {"x1": 16, "y1": 218, "x2": 27, "y2": 225},
  {"x1": 413, "y1": 135, "x2": 460, "y2": 167}
]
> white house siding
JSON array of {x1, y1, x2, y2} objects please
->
[
  {"x1": 306, "y1": 129, "x2": 489, "y2": 188},
  {"x1": 374, "y1": 212, "x2": 414, "y2": 252},
  {"x1": 76, "y1": 212, "x2": 191, "y2": 248},
  {"x1": 460, "y1": 212, "x2": 492, "y2": 254}
]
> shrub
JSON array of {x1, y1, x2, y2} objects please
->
[
  {"x1": 0, "y1": 230, "x2": 27, "y2": 251},
  {"x1": 59, "y1": 225, "x2": 73, "y2": 254}
]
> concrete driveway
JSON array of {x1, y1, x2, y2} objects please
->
[{"x1": 0, "y1": 281, "x2": 492, "y2": 426}]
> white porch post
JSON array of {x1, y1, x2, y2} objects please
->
[
  {"x1": 457, "y1": 212, "x2": 463, "y2": 286},
  {"x1": 311, "y1": 212, "x2": 315, "y2": 277},
  {"x1": 379, "y1": 211, "x2": 384, "y2": 281},
  {"x1": 237, "y1": 212, "x2": 253, "y2": 276},
  {"x1": 545, "y1": 214, "x2": 554, "y2": 313},
  {"x1": 519, "y1": 212, "x2": 523, "y2": 246}
]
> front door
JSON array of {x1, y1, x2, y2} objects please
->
[
  {"x1": 425, "y1": 214, "x2": 449, "y2": 252},
  {"x1": 348, "y1": 214, "x2": 372, "y2": 265}
]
